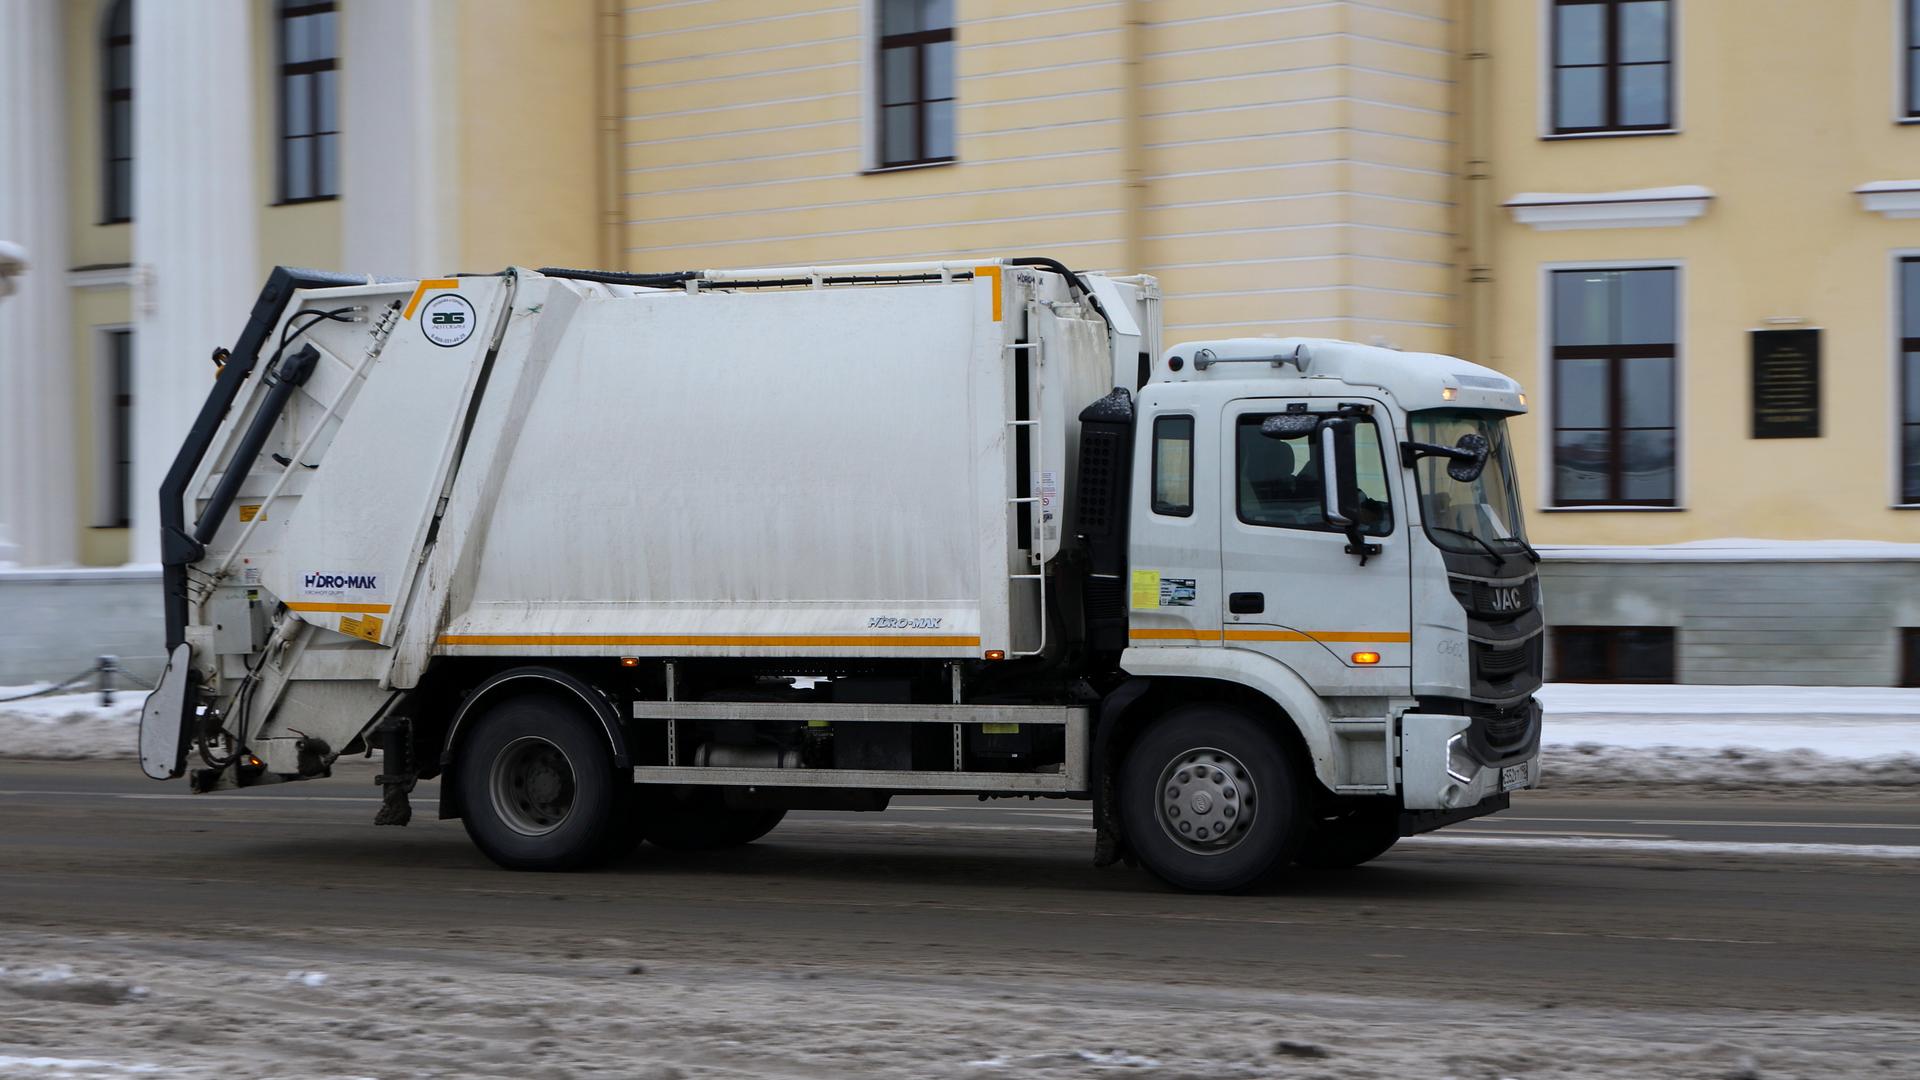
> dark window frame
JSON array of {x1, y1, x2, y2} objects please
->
[
  {"x1": 276, "y1": 0, "x2": 339, "y2": 204},
  {"x1": 874, "y1": 1, "x2": 956, "y2": 169},
  {"x1": 100, "y1": 329, "x2": 134, "y2": 529},
  {"x1": 1551, "y1": 625, "x2": 1677, "y2": 683},
  {"x1": 1549, "y1": 0, "x2": 1674, "y2": 136},
  {"x1": 1902, "y1": 258, "x2": 1920, "y2": 504},
  {"x1": 1150, "y1": 414, "x2": 1194, "y2": 518},
  {"x1": 1233, "y1": 413, "x2": 1394, "y2": 538},
  {"x1": 1551, "y1": 267, "x2": 1680, "y2": 507},
  {"x1": 1901, "y1": 628, "x2": 1920, "y2": 687},
  {"x1": 101, "y1": 0, "x2": 132, "y2": 224},
  {"x1": 1907, "y1": 0, "x2": 1920, "y2": 120}
]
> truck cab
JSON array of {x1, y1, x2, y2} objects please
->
[{"x1": 1100, "y1": 337, "x2": 1542, "y2": 884}]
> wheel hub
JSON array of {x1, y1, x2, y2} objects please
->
[
  {"x1": 1156, "y1": 747, "x2": 1257, "y2": 855},
  {"x1": 489, "y1": 736, "x2": 578, "y2": 837}
]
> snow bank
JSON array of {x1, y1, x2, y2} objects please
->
[
  {"x1": 0, "y1": 687, "x2": 143, "y2": 761},
  {"x1": 1536, "y1": 683, "x2": 1920, "y2": 790}
]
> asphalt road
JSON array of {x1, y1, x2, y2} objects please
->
[{"x1": 2, "y1": 757, "x2": 1915, "y2": 1024}]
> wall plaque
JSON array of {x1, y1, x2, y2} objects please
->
[{"x1": 1750, "y1": 328, "x2": 1820, "y2": 439}]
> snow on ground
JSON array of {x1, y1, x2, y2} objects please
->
[
  {"x1": 1537, "y1": 683, "x2": 1919, "y2": 790},
  {"x1": 0, "y1": 930, "x2": 1914, "y2": 1079},
  {"x1": 0, "y1": 687, "x2": 144, "y2": 761},
  {"x1": 2, "y1": 683, "x2": 1914, "y2": 788}
]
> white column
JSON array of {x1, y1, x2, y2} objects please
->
[
  {"x1": 130, "y1": 0, "x2": 261, "y2": 564},
  {"x1": 0, "y1": 0, "x2": 77, "y2": 567},
  {"x1": 340, "y1": 0, "x2": 460, "y2": 277}
]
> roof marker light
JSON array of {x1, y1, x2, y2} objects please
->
[{"x1": 1441, "y1": 387, "x2": 1457, "y2": 401}]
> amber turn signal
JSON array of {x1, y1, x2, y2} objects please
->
[{"x1": 1351, "y1": 651, "x2": 1381, "y2": 665}]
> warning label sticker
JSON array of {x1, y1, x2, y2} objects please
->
[
  {"x1": 1130, "y1": 570, "x2": 1160, "y2": 610},
  {"x1": 338, "y1": 614, "x2": 384, "y2": 643},
  {"x1": 1131, "y1": 570, "x2": 1197, "y2": 609}
]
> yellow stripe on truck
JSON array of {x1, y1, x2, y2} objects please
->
[
  {"x1": 974, "y1": 265, "x2": 1002, "y2": 321},
  {"x1": 437, "y1": 633, "x2": 983, "y2": 648},
  {"x1": 286, "y1": 602, "x2": 393, "y2": 614},
  {"x1": 1127, "y1": 628, "x2": 1411, "y2": 644},
  {"x1": 402, "y1": 278, "x2": 459, "y2": 320}
]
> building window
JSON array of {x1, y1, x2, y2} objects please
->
[
  {"x1": 1551, "y1": 267, "x2": 1678, "y2": 506},
  {"x1": 98, "y1": 329, "x2": 134, "y2": 529},
  {"x1": 1551, "y1": 625, "x2": 1676, "y2": 682},
  {"x1": 1907, "y1": 0, "x2": 1920, "y2": 119},
  {"x1": 1902, "y1": 258, "x2": 1920, "y2": 503},
  {"x1": 875, "y1": 0, "x2": 955, "y2": 168},
  {"x1": 277, "y1": 0, "x2": 339, "y2": 202},
  {"x1": 102, "y1": 0, "x2": 132, "y2": 223},
  {"x1": 1902, "y1": 628, "x2": 1920, "y2": 687},
  {"x1": 1550, "y1": 0, "x2": 1673, "y2": 134}
]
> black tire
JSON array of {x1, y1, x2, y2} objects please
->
[
  {"x1": 1117, "y1": 704, "x2": 1305, "y2": 892},
  {"x1": 642, "y1": 788, "x2": 786, "y2": 851},
  {"x1": 457, "y1": 693, "x2": 632, "y2": 871},
  {"x1": 1295, "y1": 804, "x2": 1400, "y2": 869}
]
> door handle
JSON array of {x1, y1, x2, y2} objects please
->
[{"x1": 1228, "y1": 592, "x2": 1264, "y2": 615}]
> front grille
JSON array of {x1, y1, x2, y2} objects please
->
[
  {"x1": 1451, "y1": 576, "x2": 1535, "y2": 620},
  {"x1": 1475, "y1": 638, "x2": 1531, "y2": 679},
  {"x1": 1471, "y1": 698, "x2": 1535, "y2": 750}
]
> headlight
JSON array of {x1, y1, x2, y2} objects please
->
[{"x1": 1445, "y1": 732, "x2": 1476, "y2": 784}]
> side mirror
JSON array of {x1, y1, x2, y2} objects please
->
[
  {"x1": 1317, "y1": 417, "x2": 1360, "y2": 527},
  {"x1": 1260, "y1": 413, "x2": 1319, "y2": 439},
  {"x1": 1399, "y1": 432, "x2": 1490, "y2": 483},
  {"x1": 1447, "y1": 433, "x2": 1490, "y2": 483}
]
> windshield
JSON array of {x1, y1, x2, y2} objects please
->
[{"x1": 1409, "y1": 409, "x2": 1527, "y2": 555}]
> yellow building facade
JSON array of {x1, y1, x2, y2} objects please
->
[{"x1": 9, "y1": 0, "x2": 1919, "y2": 683}]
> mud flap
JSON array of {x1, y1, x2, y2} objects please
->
[{"x1": 139, "y1": 644, "x2": 194, "y2": 780}]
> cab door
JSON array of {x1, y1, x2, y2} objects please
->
[{"x1": 1216, "y1": 396, "x2": 1411, "y2": 694}]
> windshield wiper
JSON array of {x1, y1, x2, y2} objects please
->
[
  {"x1": 1428, "y1": 526, "x2": 1506, "y2": 566},
  {"x1": 1496, "y1": 534, "x2": 1541, "y2": 564}
]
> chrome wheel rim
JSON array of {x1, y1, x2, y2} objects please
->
[
  {"x1": 489, "y1": 736, "x2": 577, "y2": 836},
  {"x1": 1155, "y1": 746, "x2": 1257, "y2": 855}
]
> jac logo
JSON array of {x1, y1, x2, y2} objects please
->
[
  {"x1": 420, "y1": 293, "x2": 477, "y2": 348},
  {"x1": 1489, "y1": 586, "x2": 1525, "y2": 612},
  {"x1": 303, "y1": 572, "x2": 380, "y2": 591}
]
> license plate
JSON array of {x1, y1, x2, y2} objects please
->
[{"x1": 1500, "y1": 762, "x2": 1530, "y2": 791}]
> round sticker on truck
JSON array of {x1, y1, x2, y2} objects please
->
[{"x1": 420, "y1": 293, "x2": 476, "y2": 347}]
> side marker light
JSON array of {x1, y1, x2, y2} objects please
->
[
  {"x1": 984, "y1": 649, "x2": 1007, "y2": 661},
  {"x1": 1351, "y1": 651, "x2": 1381, "y2": 665}
]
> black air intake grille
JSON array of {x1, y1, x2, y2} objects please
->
[{"x1": 1077, "y1": 429, "x2": 1121, "y2": 535}]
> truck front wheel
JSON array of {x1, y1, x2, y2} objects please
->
[
  {"x1": 458, "y1": 694, "x2": 634, "y2": 871},
  {"x1": 1117, "y1": 705, "x2": 1305, "y2": 892}
]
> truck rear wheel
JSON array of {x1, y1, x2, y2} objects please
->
[
  {"x1": 642, "y1": 790, "x2": 786, "y2": 851},
  {"x1": 458, "y1": 694, "x2": 634, "y2": 871},
  {"x1": 1117, "y1": 705, "x2": 1305, "y2": 892},
  {"x1": 1295, "y1": 805, "x2": 1400, "y2": 869}
]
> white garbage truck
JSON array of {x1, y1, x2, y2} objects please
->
[{"x1": 140, "y1": 257, "x2": 1543, "y2": 891}]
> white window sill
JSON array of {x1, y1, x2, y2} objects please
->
[
  {"x1": 1540, "y1": 505, "x2": 1687, "y2": 513},
  {"x1": 1541, "y1": 129, "x2": 1680, "y2": 141},
  {"x1": 861, "y1": 159, "x2": 955, "y2": 176}
]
